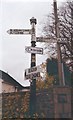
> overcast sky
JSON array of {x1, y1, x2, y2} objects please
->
[{"x1": 0, "y1": 0, "x2": 67, "y2": 86}]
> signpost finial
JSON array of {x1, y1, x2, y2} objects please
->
[{"x1": 30, "y1": 17, "x2": 37, "y2": 24}]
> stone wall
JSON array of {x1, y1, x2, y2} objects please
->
[
  {"x1": 71, "y1": 88, "x2": 73, "y2": 118},
  {"x1": 53, "y1": 86, "x2": 71, "y2": 118},
  {"x1": 2, "y1": 92, "x2": 30, "y2": 118},
  {"x1": 0, "y1": 94, "x2": 2, "y2": 119},
  {"x1": 36, "y1": 88, "x2": 54, "y2": 118},
  {"x1": 2, "y1": 89, "x2": 54, "y2": 118},
  {"x1": 1, "y1": 86, "x2": 72, "y2": 119}
]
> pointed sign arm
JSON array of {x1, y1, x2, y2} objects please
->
[
  {"x1": 36, "y1": 36, "x2": 56, "y2": 43},
  {"x1": 7, "y1": 29, "x2": 31, "y2": 35},
  {"x1": 36, "y1": 37, "x2": 67, "y2": 43}
]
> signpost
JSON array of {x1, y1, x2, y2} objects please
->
[
  {"x1": 7, "y1": 17, "x2": 38, "y2": 117},
  {"x1": 7, "y1": 29, "x2": 31, "y2": 35},
  {"x1": 25, "y1": 46, "x2": 43, "y2": 54}
]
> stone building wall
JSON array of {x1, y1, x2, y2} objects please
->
[{"x1": 2, "y1": 82, "x2": 16, "y2": 93}]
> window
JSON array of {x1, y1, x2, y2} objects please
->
[{"x1": 58, "y1": 94, "x2": 67, "y2": 103}]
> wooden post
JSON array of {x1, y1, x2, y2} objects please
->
[{"x1": 53, "y1": 0, "x2": 65, "y2": 86}]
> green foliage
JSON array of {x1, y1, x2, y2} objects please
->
[{"x1": 36, "y1": 74, "x2": 54, "y2": 90}]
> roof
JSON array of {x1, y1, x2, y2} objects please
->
[{"x1": 0, "y1": 70, "x2": 30, "y2": 90}]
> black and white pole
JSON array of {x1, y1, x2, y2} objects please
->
[{"x1": 29, "y1": 17, "x2": 37, "y2": 117}]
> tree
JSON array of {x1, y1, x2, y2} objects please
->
[
  {"x1": 59, "y1": 1, "x2": 73, "y2": 58},
  {"x1": 36, "y1": 62, "x2": 54, "y2": 90},
  {"x1": 46, "y1": 58, "x2": 72, "y2": 86},
  {"x1": 42, "y1": 0, "x2": 73, "y2": 73},
  {"x1": 36, "y1": 74, "x2": 54, "y2": 90}
]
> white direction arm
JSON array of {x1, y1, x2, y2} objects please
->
[
  {"x1": 7, "y1": 29, "x2": 31, "y2": 35},
  {"x1": 36, "y1": 37, "x2": 56, "y2": 43}
]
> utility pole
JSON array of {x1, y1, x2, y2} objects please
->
[
  {"x1": 71, "y1": 4, "x2": 73, "y2": 52},
  {"x1": 53, "y1": 0, "x2": 65, "y2": 86},
  {"x1": 29, "y1": 17, "x2": 37, "y2": 117},
  {"x1": 71, "y1": 6, "x2": 73, "y2": 86}
]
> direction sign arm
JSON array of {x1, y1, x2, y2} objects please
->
[
  {"x1": 36, "y1": 37, "x2": 56, "y2": 43},
  {"x1": 7, "y1": 29, "x2": 31, "y2": 35}
]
